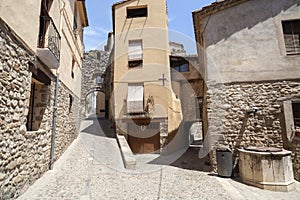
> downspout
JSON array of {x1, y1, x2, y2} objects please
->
[
  {"x1": 50, "y1": 0, "x2": 65, "y2": 170},
  {"x1": 50, "y1": 74, "x2": 59, "y2": 170}
]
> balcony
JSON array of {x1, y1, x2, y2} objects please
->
[{"x1": 37, "y1": 16, "x2": 61, "y2": 69}]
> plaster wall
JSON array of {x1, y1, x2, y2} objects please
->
[
  {"x1": 199, "y1": 0, "x2": 300, "y2": 83},
  {"x1": 58, "y1": 0, "x2": 84, "y2": 98},
  {"x1": 0, "y1": 0, "x2": 85, "y2": 98},
  {"x1": 0, "y1": 0, "x2": 41, "y2": 52},
  {"x1": 113, "y1": 0, "x2": 180, "y2": 121}
]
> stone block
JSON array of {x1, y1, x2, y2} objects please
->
[
  {"x1": 0, "y1": 172, "x2": 6, "y2": 181},
  {"x1": 7, "y1": 160, "x2": 18, "y2": 170},
  {"x1": 116, "y1": 134, "x2": 136, "y2": 170}
]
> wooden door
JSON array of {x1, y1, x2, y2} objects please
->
[{"x1": 128, "y1": 122, "x2": 160, "y2": 154}]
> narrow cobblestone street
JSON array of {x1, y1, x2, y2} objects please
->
[{"x1": 16, "y1": 117, "x2": 300, "y2": 200}]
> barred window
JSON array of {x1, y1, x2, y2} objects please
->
[
  {"x1": 282, "y1": 20, "x2": 300, "y2": 55},
  {"x1": 292, "y1": 102, "x2": 300, "y2": 127},
  {"x1": 283, "y1": 100, "x2": 300, "y2": 141}
]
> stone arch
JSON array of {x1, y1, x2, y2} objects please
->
[{"x1": 84, "y1": 87, "x2": 107, "y2": 118}]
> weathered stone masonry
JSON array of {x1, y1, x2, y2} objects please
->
[
  {"x1": 81, "y1": 50, "x2": 110, "y2": 117},
  {"x1": 0, "y1": 19, "x2": 81, "y2": 199},
  {"x1": 206, "y1": 80, "x2": 300, "y2": 181}
]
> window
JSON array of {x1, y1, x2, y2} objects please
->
[
  {"x1": 38, "y1": 0, "x2": 54, "y2": 48},
  {"x1": 170, "y1": 57, "x2": 190, "y2": 73},
  {"x1": 127, "y1": 6, "x2": 148, "y2": 18},
  {"x1": 26, "y1": 78, "x2": 50, "y2": 131},
  {"x1": 71, "y1": 57, "x2": 75, "y2": 78},
  {"x1": 128, "y1": 40, "x2": 143, "y2": 68},
  {"x1": 175, "y1": 63, "x2": 189, "y2": 72},
  {"x1": 69, "y1": 94, "x2": 73, "y2": 113},
  {"x1": 129, "y1": 40, "x2": 142, "y2": 60},
  {"x1": 195, "y1": 97, "x2": 202, "y2": 120},
  {"x1": 292, "y1": 102, "x2": 300, "y2": 127},
  {"x1": 129, "y1": 60, "x2": 143, "y2": 68},
  {"x1": 127, "y1": 84, "x2": 144, "y2": 114},
  {"x1": 73, "y1": 16, "x2": 78, "y2": 32},
  {"x1": 283, "y1": 100, "x2": 300, "y2": 141},
  {"x1": 73, "y1": 1, "x2": 78, "y2": 32},
  {"x1": 282, "y1": 20, "x2": 300, "y2": 55},
  {"x1": 96, "y1": 76, "x2": 103, "y2": 84}
]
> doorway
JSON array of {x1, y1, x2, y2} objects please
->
[{"x1": 127, "y1": 122, "x2": 160, "y2": 154}]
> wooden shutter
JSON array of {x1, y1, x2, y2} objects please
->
[{"x1": 127, "y1": 85, "x2": 144, "y2": 113}]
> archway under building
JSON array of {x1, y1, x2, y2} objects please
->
[{"x1": 85, "y1": 88, "x2": 107, "y2": 118}]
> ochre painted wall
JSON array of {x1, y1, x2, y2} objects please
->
[{"x1": 113, "y1": 0, "x2": 181, "y2": 125}]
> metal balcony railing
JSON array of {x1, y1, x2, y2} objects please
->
[{"x1": 38, "y1": 16, "x2": 61, "y2": 61}]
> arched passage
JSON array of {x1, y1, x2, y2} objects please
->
[{"x1": 85, "y1": 87, "x2": 107, "y2": 118}]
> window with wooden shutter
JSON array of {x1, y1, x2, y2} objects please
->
[
  {"x1": 128, "y1": 40, "x2": 143, "y2": 60},
  {"x1": 127, "y1": 84, "x2": 144, "y2": 114},
  {"x1": 128, "y1": 40, "x2": 143, "y2": 68},
  {"x1": 282, "y1": 20, "x2": 300, "y2": 55}
]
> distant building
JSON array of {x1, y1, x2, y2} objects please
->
[
  {"x1": 169, "y1": 41, "x2": 187, "y2": 57},
  {"x1": 0, "y1": 0, "x2": 88, "y2": 198},
  {"x1": 193, "y1": 0, "x2": 300, "y2": 180},
  {"x1": 170, "y1": 54, "x2": 204, "y2": 146}
]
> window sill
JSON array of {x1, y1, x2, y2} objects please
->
[{"x1": 285, "y1": 53, "x2": 300, "y2": 56}]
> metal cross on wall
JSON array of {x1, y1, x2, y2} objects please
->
[{"x1": 158, "y1": 74, "x2": 167, "y2": 86}]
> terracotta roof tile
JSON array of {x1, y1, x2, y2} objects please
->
[{"x1": 192, "y1": 0, "x2": 249, "y2": 17}]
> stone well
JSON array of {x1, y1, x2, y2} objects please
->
[{"x1": 238, "y1": 147, "x2": 295, "y2": 192}]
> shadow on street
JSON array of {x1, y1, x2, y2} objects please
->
[{"x1": 82, "y1": 116, "x2": 116, "y2": 138}]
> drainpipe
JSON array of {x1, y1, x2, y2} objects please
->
[
  {"x1": 50, "y1": 73, "x2": 59, "y2": 170},
  {"x1": 49, "y1": 0, "x2": 64, "y2": 170}
]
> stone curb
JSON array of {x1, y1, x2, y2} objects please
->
[{"x1": 116, "y1": 134, "x2": 136, "y2": 170}]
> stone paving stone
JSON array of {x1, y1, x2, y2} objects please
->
[{"x1": 18, "y1": 118, "x2": 300, "y2": 200}]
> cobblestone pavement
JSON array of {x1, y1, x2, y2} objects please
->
[{"x1": 18, "y1": 117, "x2": 300, "y2": 200}]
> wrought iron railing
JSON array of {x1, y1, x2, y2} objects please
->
[{"x1": 38, "y1": 16, "x2": 61, "y2": 61}]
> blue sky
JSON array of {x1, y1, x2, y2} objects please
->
[{"x1": 84, "y1": 0, "x2": 215, "y2": 54}]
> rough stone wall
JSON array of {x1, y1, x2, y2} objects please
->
[
  {"x1": 160, "y1": 119, "x2": 168, "y2": 154},
  {"x1": 81, "y1": 50, "x2": 110, "y2": 117},
  {"x1": 0, "y1": 19, "x2": 36, "y2": 199},
  {"x1": 53, "y1": 81, "x2": 81, "y2": 160},
  {"x1": 206, "y1": 80, "x2": 300, "y2": 180},
  {"x1": 0, "y1": 19, "x2": 81, "y2": 199}
]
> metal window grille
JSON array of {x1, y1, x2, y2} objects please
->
[{"x1": 282, "y1": 20, "x2": 300, "y2": 55}]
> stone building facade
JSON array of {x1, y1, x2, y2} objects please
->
[
  {"x1": 0, "y1": 0, "x2": 88, "y2": 198},
  {"x1": 170, "y1": 53, "x2": 204, "y2": 151},
  {"x1": 193, "y1": 0, "x2": 300, "y2": 180},
  {"x1": 81, "y1": 50, "x2": 110, "y2": 118}
]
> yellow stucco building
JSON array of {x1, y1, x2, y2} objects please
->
[{"x1": 111, "y1": 0, "x2": 183, "y2": 154}]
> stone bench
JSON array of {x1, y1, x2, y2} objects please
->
[{"x1": 116, "y1": 134, "x2": 136, "y2": 170}]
